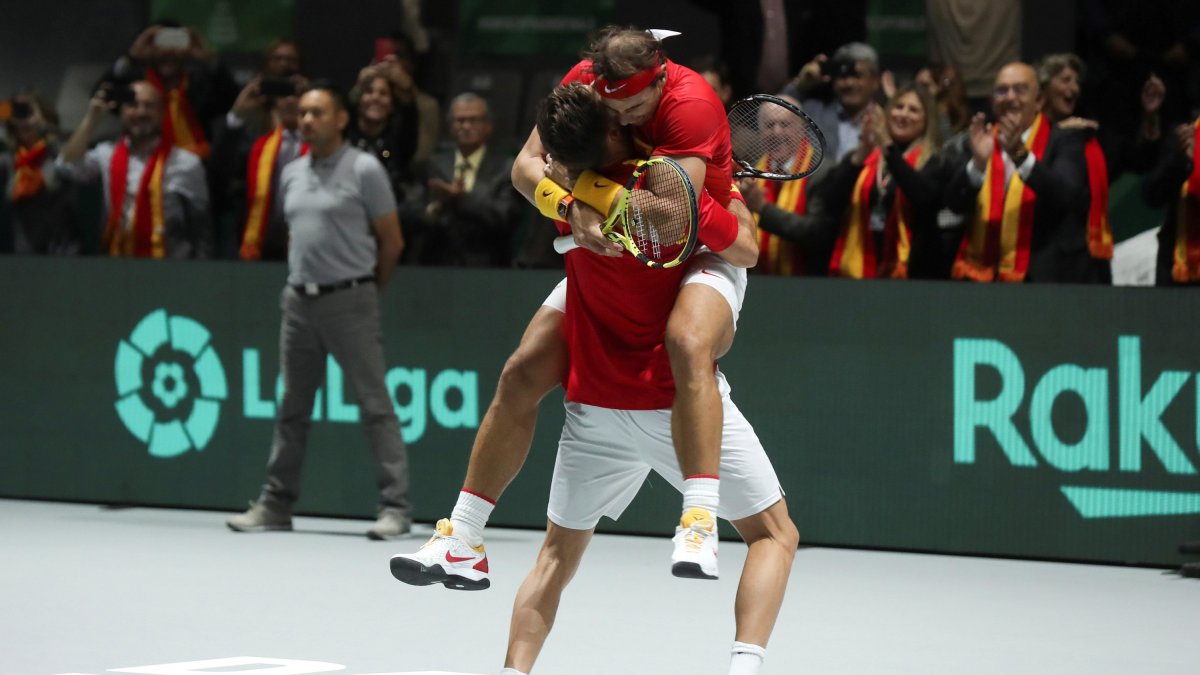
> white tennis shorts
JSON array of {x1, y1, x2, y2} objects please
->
[
  {"x1": 541, "y1": 251, "x2": 749, "y2": 329},
  {"x1": 546, "y1": 371, "x2": 784, "y2": 530}
]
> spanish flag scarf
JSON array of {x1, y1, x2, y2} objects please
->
[
  {"x1": 104, "y1": 137, "x2": 171, "y2": 258},
  {"x1": 1083, "y1": 136, "x2": 1113, "y2": 260},
  {"x1": 752, "y1": 146, "x2": 813, "y2": 275},
  {"x1": 146, "y1": 69, "x2": 210, "y2": 159},
  {"x1": 829, "y1": 145, "x2": 922, "y2": 279},
  {"x1": 241, "y1": 126, "x2": 308, "y2": 260},
  {"x1": 953, "y1": 113, "x2": 1050, "y2": 282},
  {"x1": 11, "y1": 140, "x2": 48, "y2": 201},
  {"x1": 1173, "y1": 117, "x2": 1200, "y2": 283}
]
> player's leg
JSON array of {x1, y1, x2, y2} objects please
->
[
  {"x1": 726, "y1": 500, "x2": 799, "y2": 674},
  {"x1": 507, "y1": 401, "x2": 648, "y2": 672},
  {"x1": 459, "y1": 301, "x2": 568, "y2": 515},
  {"x1": 503, "y1": 521, "x2": 594, "y2": 674},
  {"x1": 665, "y1": 254, "x2": 745, "y2": 576},
  {"x1": 390, "y1": 284, "x2": 567, "y2": 589}
]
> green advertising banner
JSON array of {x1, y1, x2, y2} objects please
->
[
  {"x1": 151, "y1": 0, "x2": 294, "y2": 53},
  {"x1": 1, "y1": 258, "x2": 1197, "y2": 567},
  {"x1": 458, "y1": 0, "x2": 615, "y2": 56},
  {"x1": 866, "y1": 0, "x2": 927, "y2": 61}
]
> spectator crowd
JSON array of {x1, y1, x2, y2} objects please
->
[{"x1": 2, "y1": 4, "x2": 1200, "y2": 286}]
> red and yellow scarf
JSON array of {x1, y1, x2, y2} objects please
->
[
  {"x1": 829, "y1": 145, "x2": 922, "y2": 279},
  {"x1": 11, "y1": 140, "x2": 48, "y2": 201},
  {"x1": 104, "y1": 138, "x2": 171, "y2": 258},
  {"x1": 752, "y1": 146, "x2": 813, "y2": 276},
  {"x1": 241, "y1": 126, "x2": 308, "y2": 260},
  {"x1": 953, "y1": 113, "x2": 1050, "y2": 282},
  {"x1": 1173, "y1": 117, "x2": 1200, "y2": 283},
  {"x1": 1083, "y1": 137, "x2": 1113, "y2": 260},
  {"x1": 146, "y1": 69, "x2": 210, "y2": 159}
]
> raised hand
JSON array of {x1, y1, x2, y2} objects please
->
[
  {"x1": 968, "y1": 112, "x2": 994, "y2": 172},
  {"x1": 1141, "y1": 74, "x2": 1166, "y2": 116}
]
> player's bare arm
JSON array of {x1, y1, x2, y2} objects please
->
[{"x1": 513, "y1": 126, "x2": 622, "y2": 257}]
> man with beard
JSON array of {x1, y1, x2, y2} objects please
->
[{"x1": 58, "y1": 80, "x2": 212, "y2": 258}]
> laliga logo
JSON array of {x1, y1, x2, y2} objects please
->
[{"x1": 114, "y1": 310, "x2": 228, "y2": 458}]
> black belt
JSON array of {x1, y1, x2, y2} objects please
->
[{"x1": 291, "y1": 275, "x2": 375, "y2": 296}]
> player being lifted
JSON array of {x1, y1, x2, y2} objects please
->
[{"x1": 391, "y1": 25, "x2": 753, "y2": 585}]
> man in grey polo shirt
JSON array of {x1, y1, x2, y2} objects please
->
[{"x1": 228, "y1": 82, "x2": 410, "y2": 539}]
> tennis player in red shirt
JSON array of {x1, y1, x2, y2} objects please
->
[{"x1": 494, "y1": 81, "x2": 796, "y2": 675}]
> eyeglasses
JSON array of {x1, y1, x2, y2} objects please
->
[{"x1": 993, "y1": 83, "x2": 1032, "y2": 99}]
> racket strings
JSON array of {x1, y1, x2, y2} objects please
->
[
  {"x1": 626, "y1": 164, "x2": 693, "y2": 262},
  {"x1": 729, "y1": 99, "x2": 823, "y2": 178}
]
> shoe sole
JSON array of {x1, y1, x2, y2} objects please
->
[
  {"x1": 226, "y1": 523, "x2": 293, "y2": 533},
  {"x1": 671, "y1": 561, "x2": 718, "y2": 580},
  {"x1": 389, "y1": 557, "x2": 490, "y2": 591}
]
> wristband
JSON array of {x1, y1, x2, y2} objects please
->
[
  {"x1": 572, "y1": 170, "x2": 623, "y2": 215},
  {"x1": 534, "y1": 177, "x2": 570, "y2": 220}
]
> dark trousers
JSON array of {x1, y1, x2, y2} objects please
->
[{"x1": 260, "y1": 283, "x2": 409, "y2": 513}]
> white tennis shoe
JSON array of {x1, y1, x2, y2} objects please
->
[
  {"x1": 390, "y1": 518, "x2": 490, "y2": 590},
  {"x1": 670, "y1": 507, "x2": 719, "y2": 580}
]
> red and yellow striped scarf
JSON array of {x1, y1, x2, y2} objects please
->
[
  {"x1": 953, "y1": 113, "x2": 1050, "y2": 282},
  {"x1": 1173, "y1": 118, "x2": 1200, "y2": 282},
  {"x1": 1083, "y1": 137, "x2": 1113, "y2": 260},
  {"x1": 752, "y1": 146, "x2": 813, "y2": 275},
  {"x1": 829, "y1": 145, "x2": 922, "y2": 279},
  {"x1": 241, "y1": 126, "x2": 308, "y2": 260},
  {"x1": 146, "y1": 69, "x2": 210, "y2": 159},
  {"x1": 104, "y1": 137, "x2": 171, "y2": 258},
  {"x1": 11, "y1": 139, "x2": 48, "y2": 201}
]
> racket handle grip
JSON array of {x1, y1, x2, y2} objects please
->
[{"x1": 553, "y1": 235, "x2": 579, "y2": 254}]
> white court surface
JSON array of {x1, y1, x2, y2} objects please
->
[{"x1": 1, "y1": 499, "x2": 1195, "y2": 675}]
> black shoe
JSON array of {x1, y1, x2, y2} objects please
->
[
  {"x1": 1179, "y1": 540, "x2": 1200, "y2": 555},
  {"x1": 1181, "y1": 562, "x2": 1200, "y2": 579}
]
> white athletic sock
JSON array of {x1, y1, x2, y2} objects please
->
[
  {"x1": 450, "y1": 489, "x2": 494, "y2": 547},
  {"x1": 729, "y1": 641, "x2": 766, "y2": 675},
  {"x1": 499, "y1": 669, "x2": 527, "y2": 675},
  {"x1": 682, "y1": 475, "x2": 720, "y2": 517}
]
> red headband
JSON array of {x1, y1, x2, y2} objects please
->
[{"x1": 595, "y1": 62, "x2": 664, "y2": 100}]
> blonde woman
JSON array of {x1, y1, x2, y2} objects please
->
[{"x1": 825, "y1": 86, "x2": 951, "y2": 278}]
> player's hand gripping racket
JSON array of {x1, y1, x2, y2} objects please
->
[
  {"x1": 727, "y1": 94, "x2": 826, "y2": 181},
  {"x1": 553, "y1": 156, "x2": 699, "y2": 269}
]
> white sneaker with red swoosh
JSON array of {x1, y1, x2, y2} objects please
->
[{"x1": 390, "y1": 518, "x2": 490, "y2": 590}]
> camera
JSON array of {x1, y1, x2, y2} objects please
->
[
  {"x1": 101, "y1": 81, "x2": 136, "y2": 108},
  {"x1": 10, "y1": 100, "x2": 34, "y2": 120},
  {"x1": 154, "y1": 27, "x2": 191, "y2": 51},
  {"x1": 821, "y1": 59, "x2": 859, "y2": 79},
  {"x1": 260, "y1": 77, "x2": 298, "y2": 99}
]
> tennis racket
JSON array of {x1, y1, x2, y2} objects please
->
[
  {"x1": 553, "y1": 156, "x2": 700, "y2": 269},
  {"x1": 728, "y1": 94, "x2": 825, "y2": 181}
]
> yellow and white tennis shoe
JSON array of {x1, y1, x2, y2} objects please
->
[
  {"x1": 390, "y1": 518, "x2": 490, "y2": 590},
  {"x1": 670, "y1": 507, "x2": 719, "y2": 580}
]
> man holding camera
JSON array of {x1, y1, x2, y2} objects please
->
[
  {"x1": 211, "y1": 68, "x2": 309, "y2": 261},
  {"x1": 107, "y1": 23, "x2": 240, "y2": 160},
  {"x1": 58, "y1": 80, "x2": 212, "y2": 258},
  {"x1": 783, "y1": 42, "x2": 883, "y2": 163}
]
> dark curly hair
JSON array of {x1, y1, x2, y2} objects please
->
[{"x1": 536, "y1": 83, "x2": 608, "y2": 171}]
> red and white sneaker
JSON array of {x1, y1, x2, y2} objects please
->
[
  {"x1": 671, "y1": 507, "x2": 719, "y2": 580},
  {"x1": 389, "y1": 518, "x2": 490, "y2": 590}
]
